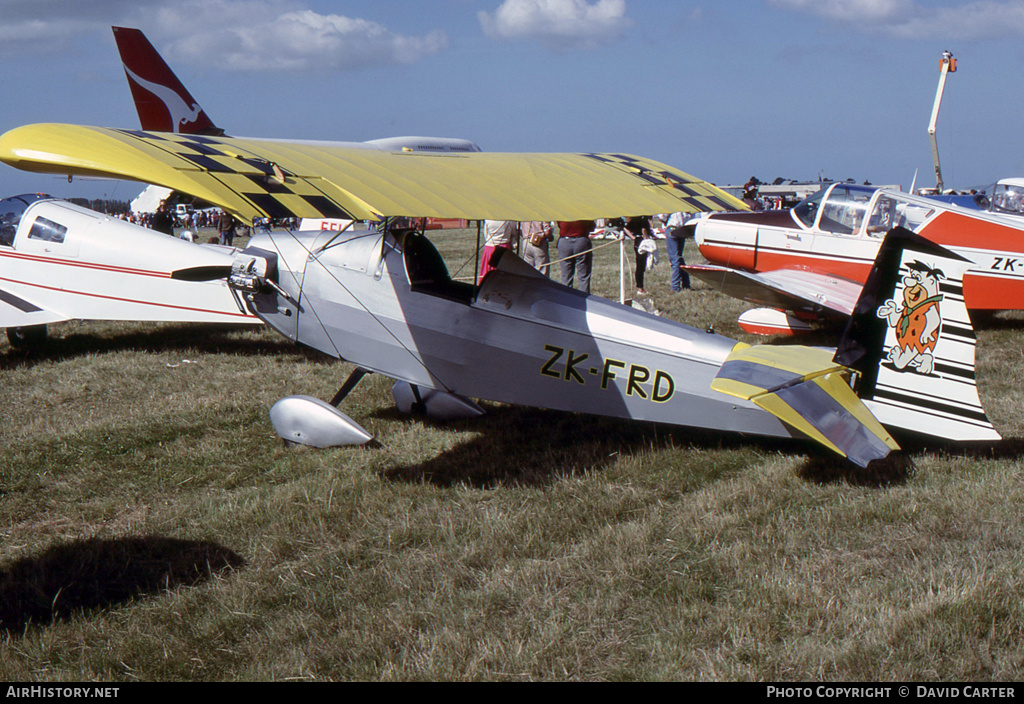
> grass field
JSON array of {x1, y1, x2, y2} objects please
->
[{"x1": 2, "y1": 227, "x2": 1024, "y2": 681}]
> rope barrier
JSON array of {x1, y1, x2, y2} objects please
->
[{"x1": 451, "y1": 234, "x2": 630, "y2": 282}]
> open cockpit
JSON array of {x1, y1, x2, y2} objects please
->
[{"x1": 400, "y1": 230, "x2": 477, "y2": 303}]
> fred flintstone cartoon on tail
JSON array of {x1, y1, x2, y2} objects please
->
[{"x1": 877, "y1": 261, "x2": 944, "y2": 375}]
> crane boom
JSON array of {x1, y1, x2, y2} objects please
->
[{"x1": 929, "y1": 51, "x2": 957, "y2": 193}]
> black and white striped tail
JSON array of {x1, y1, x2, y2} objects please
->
[{"x1": 835, "y1": 227, "x2": 1000, "y2": 442}]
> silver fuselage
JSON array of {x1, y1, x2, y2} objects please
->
[{"x1": 238, "y1": 228, "x2": 798, "y2": 440}]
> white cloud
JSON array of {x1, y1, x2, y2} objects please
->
[
  {"x1": 0, "y1": 0, "x2": 451, "y2": 70},
  {"x1": 0, "y1": 0, "x2": 145, "y2": 55},
  {"x1": 153, "y1": 1, "x2": 450, "y2": 72},
  {"x1": 770, "y1": 0, "x2": 914, "y2": 24},
  {"x1": 770, "y1": 0, "x2": 1024, "y2": 40},
  {"x1": 479, "y1": 0, "x2": 632, "y2": 50}
]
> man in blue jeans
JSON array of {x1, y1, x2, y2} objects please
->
[{"x1": 664, "y1": 212, "x2": 692, "y2": 292}]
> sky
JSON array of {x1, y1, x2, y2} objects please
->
[{"x1": 1, "y1": 0, "x2": 1024, "y2": 202}]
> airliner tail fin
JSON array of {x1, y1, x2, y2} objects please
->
[{"x1": 112, "y1": 26, "x2": 222, "y2": 136}]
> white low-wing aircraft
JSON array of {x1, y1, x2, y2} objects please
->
[
  {"x1": 0, "y1": 193, "x2": 256, "y2": 346},
  {"x1": 0, "y1": 123, "x2": 1003, "y2": 467}
]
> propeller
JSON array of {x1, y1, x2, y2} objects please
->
[{"x1": 169, "y1": 265, "x2": 233, "y2": 281}]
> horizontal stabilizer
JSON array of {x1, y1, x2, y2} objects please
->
[
  {"x1": 686, "y1": 264, "x2": 862, "y2": 317},
  {"x1": 712, "y1": 344, "x2": 898, "y2": 467},
  {"x1": 737, "y1": 308, "x2": 813, "y2": 336}
]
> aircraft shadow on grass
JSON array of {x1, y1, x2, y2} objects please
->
[
  {"x1": 971, "y1": 311, "x2": 1024, "y2": 332},
  {"x1": 376, "y1": 403, "x2": 1024, "y2": 488},
  {"x1": 372, "y1": 404, "x2": 918, "y2": 490},
  {"x1": 0, "y1": 322, "x2": 318, "y2": 370},
  {"x1": 0, "y1": 536, "x2": 244, "y2": 634}
]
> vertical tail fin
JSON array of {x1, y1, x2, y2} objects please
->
[
  {"x1": 112, "y1": 26, "x2": 222, "y2": 136},
  {"x1": 835, "y1": 227, "x2": 1000, "y2": 441}
]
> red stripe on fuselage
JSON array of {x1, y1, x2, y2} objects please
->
[
  {"x1": 0, "y1": 274, "x2": 252, "y2": 319},
  {"x1": 697, "y1": 243, "x2": 875, "y2": 283},
  {"x1": 0, "y1": 248, "x2": 172, "y2": 278}
]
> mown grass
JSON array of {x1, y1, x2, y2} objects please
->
[{"x1": 1, "y1": 228, "x2": 1023, "y2": 681}]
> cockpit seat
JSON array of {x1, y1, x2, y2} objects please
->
[{"x1": 402, "y1": 231, "x2": 476, "y2": 303}]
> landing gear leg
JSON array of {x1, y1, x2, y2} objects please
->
[
  {"x1": 408, "y1": 384, "x2": 427, "y2": 415},
  {"x1": 329, "y1": 367, "x2": 372, "y2": 407}
]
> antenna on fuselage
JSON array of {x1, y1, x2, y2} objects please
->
[{"x1": 929, "y1": 51, "x2": 957, "y2": 194}]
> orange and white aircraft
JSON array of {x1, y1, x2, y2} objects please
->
[{"x1": 689, "y1": 182, "x2": 1024, "y2": 334}]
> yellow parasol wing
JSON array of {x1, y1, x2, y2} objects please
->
[{"x1": 0, "y1": 123, "x2": 746, "y2": 222}]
